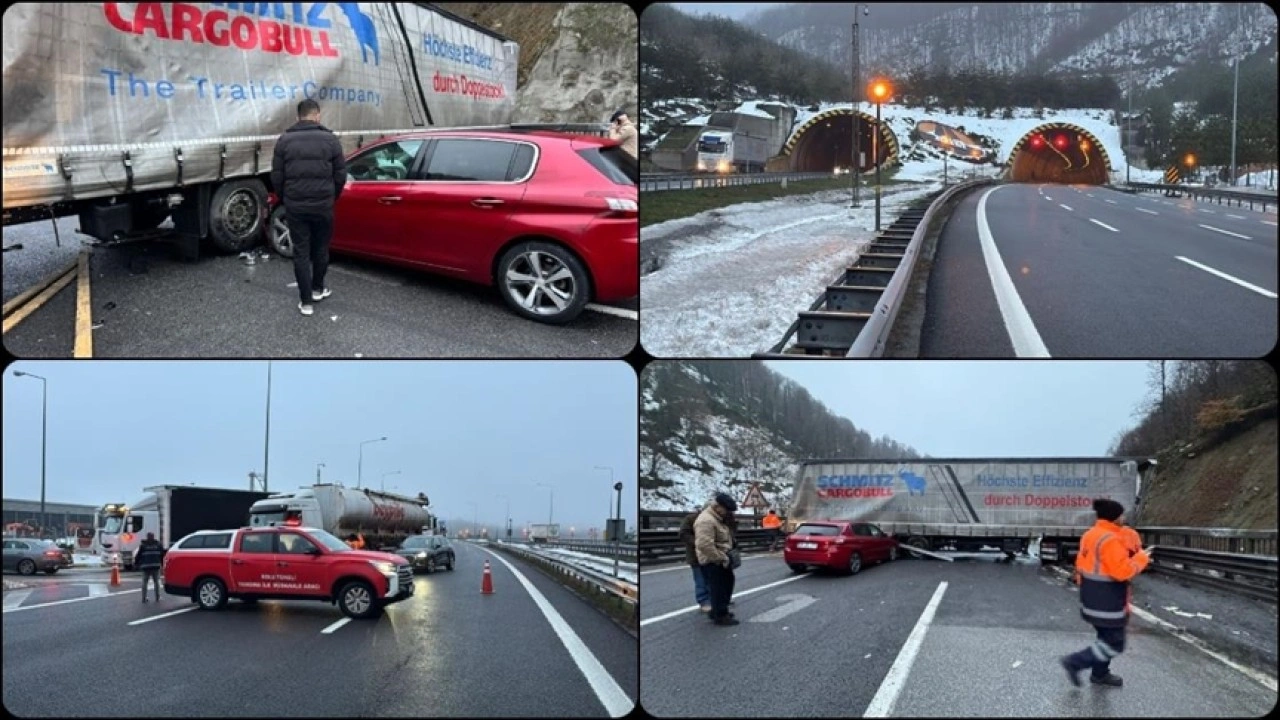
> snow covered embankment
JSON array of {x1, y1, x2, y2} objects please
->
[{"x1": 640, "y1": 183, "x2": 942, "y2": 357}]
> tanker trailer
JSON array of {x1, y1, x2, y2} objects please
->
[{"x1": 248, "y1": 484, "x2": 431, "y2": 550}]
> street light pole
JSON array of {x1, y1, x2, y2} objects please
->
[
  {"x1": 1229, "y1": 3, "x2": 1241, "y2": 186},
  {"x1": 316, "y1": 463, "x2": 324, "y2": 484},
  {"x1": 874, "y1": 98, "x2": 882, "y2": 232},
  {"x1": 851, "y1": 4, "x2": 868, "y2": 208},
  {"x1": 536, "y1": 483, "x2": 554, "y2": 529},
  {"x1": 1126, "y1": 57, "x2": 1132, "y2": 185},
  {"x1": 357, "y1": 436, "x2": 387, "y2": 489},
  {"x1": 13, "y1": 372, "x2": 48, "y2": 537},
  {"x1": 262, "y1": 361, "x2": 271, "y2": 493}
]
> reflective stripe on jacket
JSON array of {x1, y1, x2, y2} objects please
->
[{"x1": 1075, "y1": 520, "x2": 1147, "y2": 628}]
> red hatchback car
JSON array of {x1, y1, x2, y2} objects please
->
[
  {"x1": 268, "y1": 129, "x2": 637, "y2": 324},
  {"x1": 784, "y1": 521, "x2": 899, "y2": 575}
]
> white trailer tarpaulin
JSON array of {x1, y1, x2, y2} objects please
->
[
  {"x1": 3, "y1": 2, "x2": 518, "y2": 206},
  {"x1": 789, "y1": 458, "x2": 1145, "y2": 528}
]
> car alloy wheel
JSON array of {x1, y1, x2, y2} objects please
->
[
  {"x1": 17, "y1": 559, "x2": 35, "y2": 575},
  {"x1": 197, "y1": 580, "x2": 223, "y2": 609},
  {"x1": 268, "y1": 205, "x2": 294, "y2": 258},
  {"x1": 426, "y1": 558, "x2": 435, "y2": 574},
  {"x1": 341, "y1": 582, "x2": 373, "y2": 618},
  {"x1": 848, "y1": 553, "x2": 862, "y2": 575},
  {"x1": 506, "y1": 250, "x2": 577, "y2": 317}
]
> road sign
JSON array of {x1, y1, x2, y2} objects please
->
[
  {"x1": 741, "y1": 483, "x2": 769, "y2": 509},
  {"x1": 1164, "y1": 165, "x2": 1180, "y2": 184}
]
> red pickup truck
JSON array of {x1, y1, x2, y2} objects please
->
[{"x1": 162, "y1": 525, "x2": 414, "y2": 619}]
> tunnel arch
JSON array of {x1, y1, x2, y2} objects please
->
[
  {"x1": 1007, "y1": 122, "x2": 1114, "y2": 185},
  {"x1": 782, "y1": 108, "x2": 900, "y2": 174}
]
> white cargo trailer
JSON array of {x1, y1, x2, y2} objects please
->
[
  {"x1": 787, "y1": 457, "x2": 1156, "y2": 563},
  {"x1": 3, "y1": 2, "x2": 518, "y2": 255}
]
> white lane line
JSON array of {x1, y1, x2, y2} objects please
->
[
  {"x1": 976, "y1": 186, "x2": 1051, "y2": 358},
  {"x1": 1086, "y1": 193, "x2": 1095, "y2": 198},
  {"x1": 127, "y1": 606, "x2": 199, "y2": 626},
  {"x1": 640, "y1": 572, "x2": 810, "y2": 626},
  {"x1": 1226, "y1": 214, "x2": 1246, "y2": 220},
  {"x1": 1137, "y1": 207, "x2": 1159, "y2": 215},
  {"x1": 1089, "y1": 218, "x2": 1119, "y2": 232},
  {"x1": 3, "y1": 590, "x2": 33, "y2": 611},
  {"x1": 480, "y1": 547, "x2": 633, "y2": 717},
  {"x1": 321, "y1": 617, "x2": 353, "y2": 634},
  {"x1": 640, "y1": 552, "x2": 775, "y2": 575},
  {"x1": 586, "y1": 304, "x2": 638, "y2": 321},
  {"x1": 1199, "y1": 224, "x2": 1252, "y2": 240},
  {"x1": 1044, "y1": 196, "x2": 1053, "y2": 202},
  {"x1": 1262, "y1": 221, "x2": 1277, "y2": 227},
  {"x1": 1198, "y1": 209, "x2": 1216, "y2": 214},
  {"x1": 2, "y1": 588, "x2": 138, "y2": 613},
  {"x1": 1175, "y1": 257, "x2": 1277, "y2": 299},
  {"x1": 748, "y1": 593, "x2": 816, "y2": 623},
  {"x1": 1059, "y1": 204, "x2": 1074, "y2": 211},
  {"x1": 1105, "y1": 199, "x2": 1117, "y2": 204},
  {"x1": 863, "y1": 581, "x2": 950, "y2": 718},
  {"x1": 1129, "y1": 606, "x2": 1278, "y2": 692}
]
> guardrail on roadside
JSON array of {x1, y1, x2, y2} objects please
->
[
  {"x1": 495, "y1": 541, "x2": 637, "y2": 603},
  {"x1": 640, "y1": 171, "x2": 839, "y2": 193},
  {"x1": 541, "y1": 538, "x2": 638, "y2": 559},
  {"x1": 1136, "y1": 526, "x2": 1277, "y2": 557},
  {"x1": 1145, "y1": 545, "x2": 1277, "y2": 602},
  {"x1": 640, "y1": 528, "x2": 779, "y2": 566},
  {"x1": 752, "y1": 178, "x2": 997, "y2": 358},
  {"x1": 1125, "y1": 182, "x2": 1277, "y2": 213}
]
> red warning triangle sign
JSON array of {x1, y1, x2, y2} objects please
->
[{"x1": 741, "y1": 483, "x2": 769, "y2": 508}]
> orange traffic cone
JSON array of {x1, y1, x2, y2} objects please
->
[
  {"x1": 481, "y1": 560, "x2": 494, "y2": 595},
  {"x1": 109, "y1": 556, "x2": 121, "y2": 587}
]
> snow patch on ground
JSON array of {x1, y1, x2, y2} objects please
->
[{"x1": 640, "y1": 183, "x2": 942, "y2": 357}]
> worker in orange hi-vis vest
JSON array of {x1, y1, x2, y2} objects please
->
[
  {"x1": 762, "y1": 510, "x2": 784, "y2": 551},
  {"x1": 1060, "y1": 499, "x2": 1150, "y2": 688}
]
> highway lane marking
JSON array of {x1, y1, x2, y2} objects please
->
[
  {"x1": 975, "y1": 186, "x2": 1052, "y2": 358},
  {"x1": 480, "y1": 547, "x2": 634, "y2": 717},
  {"x1": 127, "y1": 606, "x2": 198, "y2": 626},
  {"x1": 3, "y1": 590, "x2": 33, "y2": 611},
  {"x1": 1198, "y1": 209, "x2": 1216, "y2": 214},
  {"x1": 1104, "y1": 199, "x2": 1117, "y2": 204},
  {"x1": 1088, "y1": 219, "x2": 1119, "y2": 232},
  {"x1": 748, "y1": 593, "x2": 816, "y2": 623},
  {"x1": 639, "y1": 552, "x2": 775, "y2": 575},
  {"x1": 1086, "y1": 193, "x2": 1095, "y2": 198},
  {"x1": 321, "y1": 617, "x2": 353, "y2": 634},
  {"x1": 1262, "y1": 221, "x2": 1277, "y2": 226},
  {"x1": 639, "y1": 572, "x2": 810, "y2": 626},
  {"x1": 1059, "y1": 204, "x2": 1073, "y2": 211},
  {"x1": 1137, "y1": 207, "x2": 1159, "y2": 215},
  {"x1": 1198, "y1": 224, "x2": 1252, "y2": 240},
  {"x1": 1044, "y1": 196, "x2": 1053, "y2": 202},
  {"x1": 1226, "y1": 214, "x2": 1246, "y2": 220},
  {"x1": 863, "y1": 581, "x2": 949, "y2": 718},
  {"x1": 586, "y1": 304, "x2": 638, "y2": 321},
  {"x1": 1046, "y1": 567, "x2": 1277, "y2": 692},
  {"x1": 1175, "y1": 257, "x2": 1277, "y2": 299},
  {"x1": 2, "y1": 588, "x2": 139, "y2": 613}
]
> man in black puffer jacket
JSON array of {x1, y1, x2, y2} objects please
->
[
  {"x1": 134, "y1": 533, "x2": 165, "y2": 603},
  {"x1": 271, "y1": 99, "x2": 347, "y2": 316}
]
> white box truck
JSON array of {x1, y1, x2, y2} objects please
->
[
  {"x1": 787, "y1": 457, "x2": 1156, "y2": 564},
  {"x1": 2, "y1": 2, "x2": 518, "y2": 256},
  {"x1": 94, "y1": 485, "x2": 272, "y2": 569}
]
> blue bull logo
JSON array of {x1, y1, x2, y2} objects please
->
[
  {"x1": 899, "y1": 470, "x2": 927, "y2": 496},
  {"x1": 336, "y1": 3, "x2": 379, "y2": 65}
]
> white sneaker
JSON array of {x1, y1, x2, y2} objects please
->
[
  {"x1": 699, "y1": 604, "x2": 711, "y2": 612},
  {"x1": 312, "y1": 288, "x2": 332, "y2": 302},
  {"x1": 298, "y1": 302, "x2": 314, "y2": 316}
]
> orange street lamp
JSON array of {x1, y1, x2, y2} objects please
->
[
  {"x1": 866, "y1": 78, "x2": 893, "y2": 231},
  {"x1": 1184, "y1": 152, "x2": 1196, "y2": 168}
]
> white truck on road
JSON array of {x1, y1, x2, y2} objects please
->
[
  {"x1": 529, "y1": 523, "x2": 560, "y2": 544},
  {"x1": 3, "y1": 2, "x2": 518, "y2": 257},
  {"x1": 94, "y1": 486, "x2": 271, "y2": 569}
]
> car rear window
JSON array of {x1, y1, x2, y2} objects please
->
[
  {"x1": 793, "y1": 524, "x2": 841, "y2": 536},
  {"x1": 576, "y1": 146, "x2": 635, "y2": 186},
  {"x1": 178, "y1": 533, "x2": 232, "y2": 549},
  {"x1": 508, "y1": 144, "x2": 536, "y2": 181}
]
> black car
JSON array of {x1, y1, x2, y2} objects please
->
[{"x1": 394, "y1": 535, "x2": 455, "y2": 574}]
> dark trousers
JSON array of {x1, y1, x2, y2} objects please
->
[
  {"x1": 700, "y1": 562, "x2": 735, "y2": 620},
  {"x1": 286, "y1": 209, "x2": 334, "y2": 304},
  {"x1": 1066, "y1": 624, "x2": 1126, "y2": 678},
  {"x1": 141, "y1": 568, "x2": 160, "y2": 600}
]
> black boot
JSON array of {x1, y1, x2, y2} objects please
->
[
  {"x1": 1059, "y1": 656, "x2": 1082, "y2": 687},
  {"x1": 1090, "y1": 673, "x2": 1123, "y2": 687}
]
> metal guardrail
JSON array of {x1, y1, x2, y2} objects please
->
[
  {"x1": 494, "y1": 541, "x2": 637, "y2": 603},
  {"x1": 1136, "y1": 527, "x2": 1277, "y2": 557},
  {"x1": 541, "y1": 538, "x2": 638, "y2": 559},
  {"x1": 639, "y1": 528, "x2": 779, "y2": 566},
  {"x1": 1146, "y1": 545, "x2": 1277, "y2": 602},
  {"x1": 752, "y1": 178, "x2": 997, "y2": 358},
  {"x1": 640, "y1": 171, "x2": 838, "y2": 193},
  {"x1": 1125, "y1": 182, "x2": 1277, "y2": 213}
]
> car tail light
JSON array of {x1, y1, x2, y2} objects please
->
[
  {"x1": 45, "y1": 550, "x2": 61, "y2": 557},
  {"x1": 585, "y1": 191, "x2": 637, "y2": 218}
]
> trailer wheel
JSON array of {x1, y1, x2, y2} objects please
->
[
  {"x1": 904, "y1": 537, "x2": 930, "y2": 554},
  {"x1": 208, "y1": 179, "x2": 267, "y2": 253}
]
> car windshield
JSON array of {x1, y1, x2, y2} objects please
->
[
  {"x1": 101, "y1": 516, "x2": 124, "y2": 533},
  {"x1": 698, "y1": 138, "x2": 727, "y2": 153},
  {"x1": 793, "y1": 524, "x2": 840, "y2": 536},
  {"x1": 305, "y1": 529, "x2": 351, "y2": 551},
  {"x1": 400, "y1": 537, "x2": 429, "y2": 549}
]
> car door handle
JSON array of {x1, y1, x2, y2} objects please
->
[
  {"x1": 471, "y1": 198, "x2": 504, "y2": 208},
  {"x1": 232, "y1": 559, "x2": 244, "y2": 565},
  {"x1": 377, "y1": 196, "x2": 402, "y2": 204},
  {"x1": 277, "y1": 561, "x2": 289, "y2": 567}
]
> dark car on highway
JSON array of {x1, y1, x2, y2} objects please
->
[
  {"x1": 268, "y1": 129, "x2": 638, "y2": 325},
  {"x1": 3, "y1": 538, "x2": 63, "y2": 575},
  {"x1": 393, "y1": 535, "x2": 455, "y2": 574},
  {"x1": 783, "y1": 521, "x2": 898, "y2": 575}
]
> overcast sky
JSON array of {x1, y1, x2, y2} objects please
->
[
  {"x1": 766, "y1": 361, "x2": 1151, "y2": 457},
  {"x1": 3, "y1": 361, "x2": 636, "y2": 536}
]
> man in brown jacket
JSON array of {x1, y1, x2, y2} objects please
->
[
  {"x1": 694, "y1": 492, "x2": 739, "y2": 626},
  {"x1": 679, "y1": 505, "x2": 711, "y2": 611}
]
